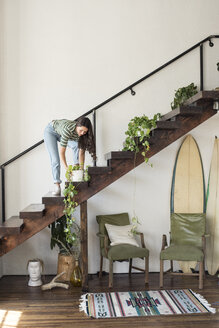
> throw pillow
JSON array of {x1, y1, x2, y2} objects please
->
[{"x1": 105, "y1": 223, "x2": 139, "y2": 247}]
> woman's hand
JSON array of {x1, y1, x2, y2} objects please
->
[{"x1": 79, "y1": 149, "x2": 85, "y2": 169}]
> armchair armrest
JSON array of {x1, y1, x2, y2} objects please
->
[
  {"x1": 96, "y1": 232, "x2": 105, "y2": 238},
  {"x1": 135, "y1": 231, "x2": 146, "y2": 248},
  {"x1": 161, "y1": 234, "x2": 168, "y2": 250},
  {"x1": 96, "y1": 232, "x2": 109, "y2": 256}
]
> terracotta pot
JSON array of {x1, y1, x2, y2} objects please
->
[{"x1": 57, "y1": 254, "x2": 75, "y2": 281}]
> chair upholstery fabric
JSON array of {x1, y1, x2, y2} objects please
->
[
  {"x1": 160, "y1": 245, "x2": 204, "y2": 261},
  {"x1": 107, "y1": 244, "x2": 149, "y2": 261},
  {"x1": 170, "y1": 213, "x2": 205, "y2": 247}
]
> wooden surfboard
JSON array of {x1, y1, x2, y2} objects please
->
[
  {"x1": 206, "y1": 137, "x2": 219, "y2": 275},
  {"x1": 171, "y1": 135, "x2": 205, "y2": 273}
]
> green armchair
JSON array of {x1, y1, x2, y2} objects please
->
[
  {"x1": 160, "y1": 213, "x2": 206, "y2": 289},
  {"x1": 96, "y1": 212, "x2": 149, "y2": 288}
]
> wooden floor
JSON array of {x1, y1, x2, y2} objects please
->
[{"x1": 0, "y1": 273, "x2": 218, "y2": 328}]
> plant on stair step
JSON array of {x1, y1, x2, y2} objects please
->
[
  {"x1": 84, "y1": 165, "x2": 91, "y2": 182},
  {"x1": 171, "y1": 83, "x2": 198, "y2": 110},
  {"x1": 66, "y1": 164, "x2": 84, "y2": 182},
  {"x1": 123, "y1": 113, "x2": 161, "y2": 164},
  {"x1": 65, "y1": 164, "x2": 90, "y2": 182}
]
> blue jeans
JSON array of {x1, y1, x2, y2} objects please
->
[{"x1": 44, "y1": 123, "x2": 79, "y2": 183}]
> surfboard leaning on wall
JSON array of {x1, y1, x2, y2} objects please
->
[{"x1": 170, "y1": 135, "x2": 205, "y2": 273}]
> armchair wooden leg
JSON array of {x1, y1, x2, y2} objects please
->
[
  {"x1": 170, "y1": 260, "x2": 173, "y2": 272},
  {"x1": 129, "y1": 259, "x2": 132, "y2": 276},
  {"x1": 199, "y1": 261, "x2": 204, "y2": 289},
  {"x1": 145, "y1": 256, "x2": 149, "y2": 284},
  {"x1": 109, "y1": 260, "x2": 113, "y2": 288},
  {"x1": 99, "y1": 255, "x2": 103, "y2": 278},
  {"x1": 160, "y1": 259, "x2": 164, "y2": 288}
]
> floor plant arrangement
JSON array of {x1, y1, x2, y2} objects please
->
[{"x1": 49, "y1": 165, "x2": 90, "y2": 284}]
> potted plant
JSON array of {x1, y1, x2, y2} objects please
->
[
  {"x1": 123, "y1": 113, "x2": 161, "y2": 165},
  {"x1": 65, "y1": 164, "x2": 84, "y2": 182},
  {"x1": 171, "y1": 83, "x2": 198, "y2": 110},
  {"x1": 50, "y1": 163, "x2": 91, "y2": 283},
  {"x1": 50, "y1": 215, "x2": 81, "y2": 281},
  {"x1": 49, "y1": 165, "x2": 81, "y2": 282}
]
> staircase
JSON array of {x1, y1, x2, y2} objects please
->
[{"x1": 0, "y1": 90, "x2": 218, "y2": 289}]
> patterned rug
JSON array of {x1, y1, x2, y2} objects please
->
[{"x1": 79, "y1": 289, "x2": 215, "y2": 318}]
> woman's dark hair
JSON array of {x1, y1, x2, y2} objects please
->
[{"x1": 75, "y1": 117, "x2": 96, "y2": 160}]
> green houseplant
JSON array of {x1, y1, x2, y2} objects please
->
[
  {"x1": 66, "y1": 164, "x2": 83, "y2": 182},
  {"x1": 50, "y1": 214, "x2": 80, "y2": 282},
  {"x1": 123, "y1": 113, "x2": 161, "y2": 165},
  {"x1": 122, "y1": 114, "x2": 161, "y2": 234},
  {"x1": 49, "y1": 165, "x2": 82, "y2": 281},
  {"x1": 50, "y1": 215, "x2": 80, "y2": 258},
  {"x1": 171, "y1": 83, "x2": 198, "y2": 110}
]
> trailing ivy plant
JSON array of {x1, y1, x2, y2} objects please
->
[
  {"x1": 171, "y1": 83, "x2": 198, "y2": 110},
  {"x1": 63, "y1": 165, "x2": 90, "y2": 253},
  {"x1": 50, "y1": 215, "x2": 80, "y2": 258},
  {"x1": 50, "y1": 164, "x2": 91, "y2": 258},
  {"x1": 84, "y1": 165, "x2": 91, "y2": 182},
  {"x1": 123, "y1": 113, "x2": 161, "y2": 165},
  {"x1": 130, "y1": 215, "x2": 140, "y2": 235},
  {"x1": 63, "y1": 165, "x2": 79, "y2": 246}
]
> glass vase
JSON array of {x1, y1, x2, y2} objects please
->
[{"x1": 70, "y1": 259, "x2": 82, "y2": 287}]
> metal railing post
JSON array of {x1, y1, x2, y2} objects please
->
[
  {"x1": 200, "y1": 43, "x2": 204, "y2": 91},
  {"x1": 93, "y1": 110, "x2": 97, "y2": 167},
  {"x1": 1, "y1": 167, "x2": 5, "y2": 222}
]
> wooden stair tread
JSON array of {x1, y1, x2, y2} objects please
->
[
  {"x1": 88, "y1": 166, "x2": 111, "y2": 174},
  {"x1": 105, "y1": 151, "x2": 135, "y2": 161},
  {"x1": 156, "y1": 121, "x2": 181, "y2": 129},
  {"x1": 160, "y1": 105, "x2": 204, "y2": 121},
  {"x1": 0, "y1": 216, "x2": 24, "y2": 236},
  {"x1": 185, "y1": 90, "x2": 219, "y2": 105},
  {"x1": 42, "y1": 192, "x2": 65, "y2": 206},
  {"x1": 20, "y1": 204, "x2": 45, "y2": 219}
]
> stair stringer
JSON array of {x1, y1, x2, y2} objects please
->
[
  {"x1": 73, "y1": 102, "x2": 217, "y2": 205},
  {"x1": 0, "y1": 205, "x2": 64, "y2": 256}
]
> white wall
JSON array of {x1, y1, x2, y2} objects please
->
[{"x1": 0, "y1": 0, "x2": 219, "y2": 274}]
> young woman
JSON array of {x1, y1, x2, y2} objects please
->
[{"x1": 44, "y1": 117, "x2": 96, "y2": 195}]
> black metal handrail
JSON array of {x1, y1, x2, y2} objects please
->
[{"x1": 1, "y1": 34, "x2": 219, "y2": 221}]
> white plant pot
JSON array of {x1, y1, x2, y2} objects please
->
[{"x1": 72, "y1": 170, "x2": 84, "y2": 182}]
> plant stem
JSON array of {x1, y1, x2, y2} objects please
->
[{"x1": 52, "y1": 237, "x2": 72, "y2": 256}]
